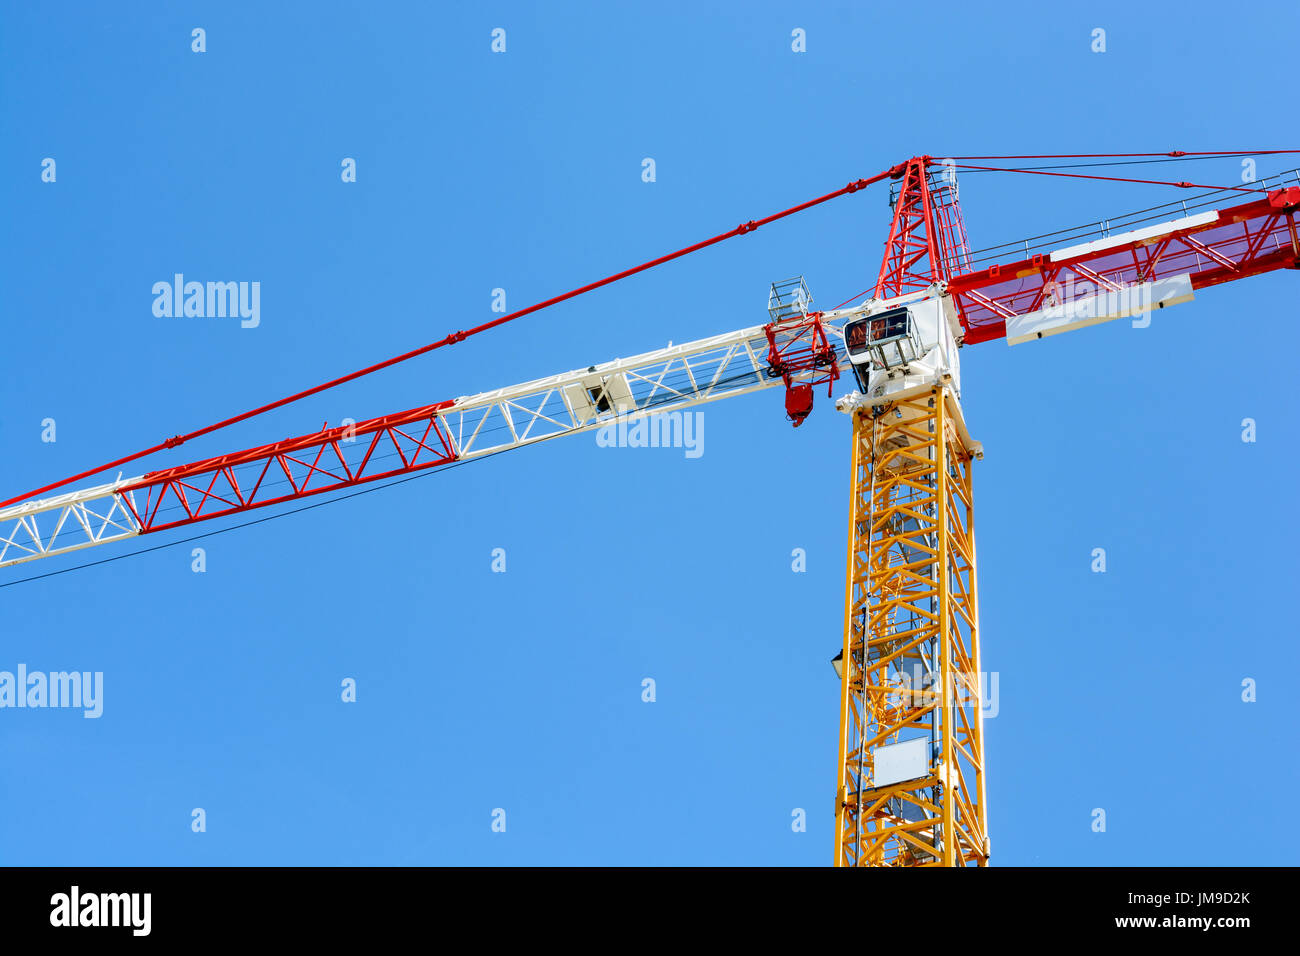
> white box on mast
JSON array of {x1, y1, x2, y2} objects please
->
[{"x1": 841, "y1": 291, "x2": 962, "y2": 402}]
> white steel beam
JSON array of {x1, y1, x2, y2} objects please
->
[
  {"x1": 0, "y1": 314, "x2": 862, "y2": 571},
  {"x1": 0, "y1": 478, "x2": 143, "y2": 569},
  {"x1": 442, "y1": 322, "x2": 822, "y2": 460}
]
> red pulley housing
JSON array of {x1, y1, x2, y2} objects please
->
[
  {"x1": 784, "y1": 383, "x2": 815, "y2": 426},
  {"x1": 763, "y1": 310, "x2": 839, "y2": 427}
]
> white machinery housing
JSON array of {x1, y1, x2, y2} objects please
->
[{"x1": 841, "y1": 292, "x2": 963, "y2": 402}]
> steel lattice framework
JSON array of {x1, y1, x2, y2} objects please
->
[
  {"x1": 0, "y1": 321, "x2": 849, "y2": 567},
  {"x1": 2, "y1": 153, "x2": 1297, "y2": 868},
  {"x1": 874, "y1": 158, "x2": 972, "y2": 299},
  {"x1": 4, "y1": 160, "x2": 1295, "y2": 573},
  {"x1": 951, "y1": 184, "x2": 1300, "y2": 344},
  {"x1": 834, "y1": 386, "x2": 988, "y2": 866}
]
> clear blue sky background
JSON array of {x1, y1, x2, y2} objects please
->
[{"x1": 2, "y1": 1, "x2": 1297, "y2": 866}]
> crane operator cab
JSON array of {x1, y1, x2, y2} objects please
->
[{"x1": 841, "y1": 291, "x2": 963, "y2": 406}]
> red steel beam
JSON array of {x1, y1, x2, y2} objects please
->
[
  {"x1": 119, "y1": 401, "x2": 457, "y2": 533},
  {"x1": 875, "y1": 158, "x2": 945, "y2": 299},
  {"x1": 951, "y1": 189, "x2": 1300, "y2": 344}
]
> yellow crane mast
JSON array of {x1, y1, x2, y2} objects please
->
[{"x1": 834, "y1": 384, "x2": 988, "y2": 865}]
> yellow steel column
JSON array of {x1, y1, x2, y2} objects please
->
[
  {"x1": 832, "y1": 385, "x2": 987, "y2": 866},
  {"x1": 935, "y1": 391, "x2": 955, "y2": 867},
  {"x1": 957, "y1": 422, "x2": 990, "y2": 864},
  {"x1": 833, "y1": 407, "x2": 864, "y2": 867}
]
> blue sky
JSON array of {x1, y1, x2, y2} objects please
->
[{"x1": 2, "y1": 1, "x2": 1297, "y2": 865}]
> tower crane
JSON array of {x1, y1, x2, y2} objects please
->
[{"x1": 3, "y1": 154, "x2": 1297, "y2": 867}]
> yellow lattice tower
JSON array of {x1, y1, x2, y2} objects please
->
[{"x1": 833, "y1": 384, "x2": 990, "y2": 866}]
